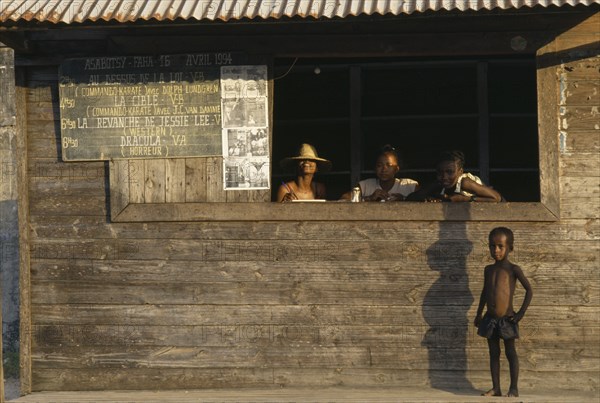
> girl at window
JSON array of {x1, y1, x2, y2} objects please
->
[
  {"x1": 276, "y1": 143, "x2": 331, "y2": 202},
  {"x1": 342, "y1": 145, "x2": 419, "y2": 202},
  {"x1": 407, "y1": 150, "x2": 502, "y2": 202}
]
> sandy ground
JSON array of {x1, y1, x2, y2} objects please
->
[{"x1": 4, "y1": 385, "x2": 599, "y2": 403}]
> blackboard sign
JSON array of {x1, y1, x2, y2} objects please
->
[{"x1": 58, "y1": 53, "x2": 245, "y2": 161}]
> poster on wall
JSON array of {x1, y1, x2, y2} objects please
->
[{"x1": 220, "y1": 65, "x2": 270, "y2": 190}]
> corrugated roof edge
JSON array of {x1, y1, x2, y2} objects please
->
[{"x1": 0, "y1": 0, "x2": 598, "y2": 25}]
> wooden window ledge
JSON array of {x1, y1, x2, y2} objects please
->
[{"x1": 110, "y1": 201, "x2": 558, "y2": 222}]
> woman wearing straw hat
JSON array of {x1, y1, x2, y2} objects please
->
[{"x1": 276, "y1": 143, "x2": 332, "y2": 202}]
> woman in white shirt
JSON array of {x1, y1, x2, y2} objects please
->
[{"x1": 342, "y1": 145, "x2": 419, "y2": 202}]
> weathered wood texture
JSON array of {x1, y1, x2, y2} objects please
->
[
  {"x1": 555, "y1": 15, "x2": 600, "y2": 225},
  {"x1": 15, "y1": 70, "x2": 32, "y2": 395},
  {"x1": 0, "y1": 267, "x2": 3, "y2": 403},
  {"x1": 0, "y1": 44, "x2": 11, "y2": 403},
  {"x1": 15, "y1": 11, "x2": 600, "y2": 394},
  {"x1": 110, "y1": 155, "x2": 270, "y2": 211}
]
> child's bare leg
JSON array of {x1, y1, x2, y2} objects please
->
[
  {"x1": 504, "y1": 339, "x2": 519, "y2": 397},
  {"x1": 483, "y1": 338, "x2": 502, "y2": 396}
]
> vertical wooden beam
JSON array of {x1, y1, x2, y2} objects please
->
[
  {"x1": 477, "y1": 61, "x2": 490, "y2": 184},
  {"x1": 537, "y1": 37, "x2": 560, "y2": 217},
  {"x1": 165, "y1": 159, "x2": 186, "y2": 202},
  {"x1": 144, "y1": 159, "x2": 166, "y2": 203},
  {"x1": 268, "y1": 57, "x2": 274, "y2": 202},
  {"x1": 15, "y1": 69, "x2": 31, "y2": 395},
  {"x1": 0, "y1": 278, "x2": 4, "y2": 403},
  {"x1": 128, "y1": 159, "x2": 145, "y2": 203},
  {"x1": 350, "y1": 66, "x2": 362, "y2": 187},
  {"x1": 206, "y1": 156, "x2": 226, "y2": 202},
  {"x1": 185, "y1": 157, "x2": 207, "y2": 202},
  {"x1": 109, "y1": 160, "x2": 131, "y2": 219},
  {"x1": 0, "y1": 44, "x2": 13, "y2": 403}
]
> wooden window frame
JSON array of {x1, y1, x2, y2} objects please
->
[{"x1": 109, "y1": 48, "x2": 559, "y2": 223}]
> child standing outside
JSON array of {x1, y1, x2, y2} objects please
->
[{"x1": 474, "y1": 227, "x2": 533, "y2": 397}]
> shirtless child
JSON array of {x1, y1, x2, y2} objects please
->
[{"x1": 474, "y1": 227, "x2": 533, "y2": 397}]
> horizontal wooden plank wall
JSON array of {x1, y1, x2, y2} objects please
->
[
  {"x1": 111, "y1": 157, "x2": 270, "y2": 204},
  {"x1": 19, "y1": 14, "x2": 600, "y2": 394}
]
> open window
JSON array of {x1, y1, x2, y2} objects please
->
[{"x1": 272, "y1": 56, "x2": 539, "y2": 202}]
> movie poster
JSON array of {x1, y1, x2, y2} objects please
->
[{"x1": 221, "y1": 65, "x2": 269, "y2": 190}]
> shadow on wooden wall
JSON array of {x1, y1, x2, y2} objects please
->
[{"x1": 423, "y1": 206, "x2": 475, "y2": 392}]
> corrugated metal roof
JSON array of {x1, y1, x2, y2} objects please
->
[{"x1": 0, "y1": 0, "x2": 598, "y2": 24}]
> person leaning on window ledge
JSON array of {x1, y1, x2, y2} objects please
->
[
  {"x1": 406, "y1": 150, "x2": 503, "y2": 202},
  {"x1": 340, "y1": 144, "x2": 419, "y2": 202},
  {"x1": 276, "y1": 143, "x2": 331, "y2": 202}
]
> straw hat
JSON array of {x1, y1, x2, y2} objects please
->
[{"x1": 280, "y1": 143, "x2": 332, "y2": 172}]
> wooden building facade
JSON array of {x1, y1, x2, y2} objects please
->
[{"x1": 0, "y1": 0, "x2": 598, "y2": 397}]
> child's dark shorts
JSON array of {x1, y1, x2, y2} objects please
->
[{"x1": 477, "y1": 313, "x2": 519, "y2": 340}]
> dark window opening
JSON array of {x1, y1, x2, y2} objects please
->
[{"x1": 272, "y1": 57, "x2": 539, "y2": 202}]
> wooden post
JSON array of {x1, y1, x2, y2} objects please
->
[
  {"x1": 0, "y1": 282, "x2": 4, "y2": 403},
  {"x1": 0, "y1": 42, "x2": 16, "y2": 403},
  {"x1": 350, "y1": 66, "x2": 362, "y2": 187},
  {"x1": 15, "y1": 68, "x2": 31, "y2": 396},
  {"x1": 477, "y1": 61, "x2": 490, "y2": 185}
]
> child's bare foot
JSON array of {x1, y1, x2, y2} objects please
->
[
  {"x1": 506, "y1": 389, "x2": 519, "y2": 397},
  {"x1": 481, "y1": 388, "x2": 502, "y2": 396}
]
